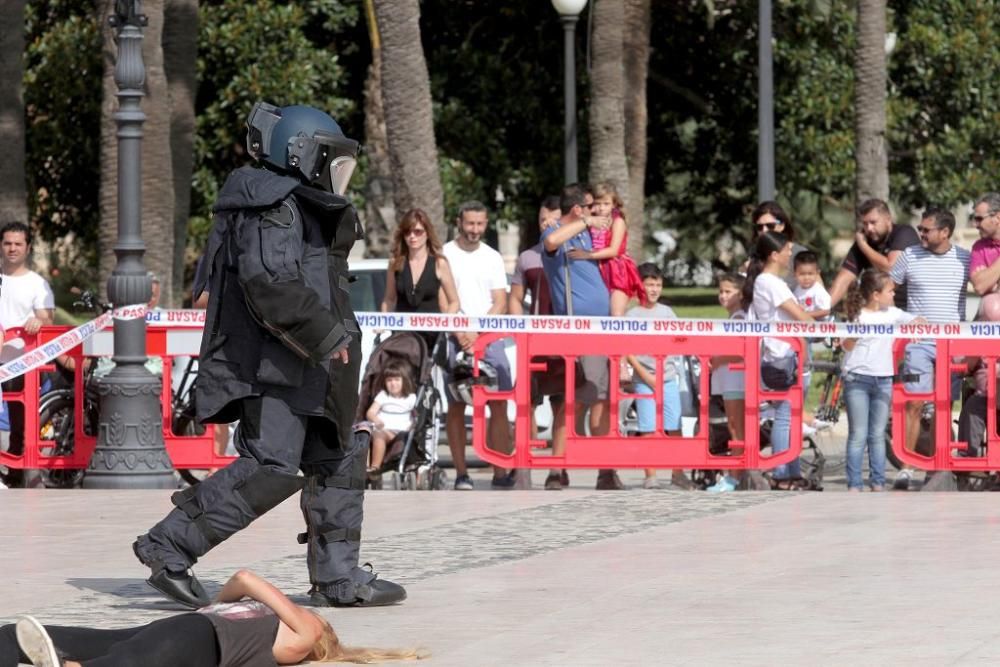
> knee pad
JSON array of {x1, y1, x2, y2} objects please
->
[
  {"x1": 171, "y1": 460, "x2": 304, "y2": 547},
  {"x1": 235, "y1": 467, "x2": 306, "y2": 516}
]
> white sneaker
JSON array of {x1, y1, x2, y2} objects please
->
[
  {"x1": 893, "y1": 468, "x2": 914, "y2": 491},
  {"x1": 642, "y1": 477, "x2": 662, "y2": 490},
  {"x1": 706, "y1": 475, "x2": 737, "y2": 493},
  {"x1": 811, "y1": 419, "x2": 835, "y2": 431},
  {"x1": 16, "y1": 615, "x2": 61, "y2": 667},
  {"x1": 802, "y1": 423, "x2": 817, "y2": 437}
]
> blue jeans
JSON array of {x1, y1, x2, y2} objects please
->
[
  {"x1": 762, "y1": 356, "x2": 799, "y2": 480},
  {"x1": 844, "y1": 372, "x2": 892, "y2": 489},
  {"x1": 635, "y1": 379, "x2": 681, "y2": 432}
]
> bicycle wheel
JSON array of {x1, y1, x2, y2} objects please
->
[{"x1": 39, "y1": 392, "x2": 85, "y2": 489}]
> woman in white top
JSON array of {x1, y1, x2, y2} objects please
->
[
  {"x1": 841, "y1": 270, "x2": 922, "y2": 491},
  {"x1": 741, "y1": 231, "x2": 815, "y2": 489}
]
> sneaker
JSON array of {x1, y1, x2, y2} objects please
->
[
  {"x1": 453, "y1": 474, "x2": 474, "y2": 491},
  {"x1": 811, "y1": 418, "x2": 835, "y2": 432},
  {"x1": 16, "y1": 615, "x2": 62, "y2": 667},
  {"x1": 490, "y1": 473, "x2": 516, "y2": 490},
  {"x1": 642, "y1": 477, "x2": 662, "y2": 490},
  {"x1": 802, "y1": 423, "x2": 817, "y2": 437},
  {"x1": 893, "y1": 468, "x2": 913, "y2": 491},
  {"x1": 870, "y1": 484, "x2": 885, "y2": 492},
  {"x1": 560, "y1": 469, "x2": 570, "y2": 487},
  {"x1": 544, "y1": 473, "x2": 563, "y2": 490},
  {"x1": 706, "y1": 475, "x2": 737, "y2": 493}
]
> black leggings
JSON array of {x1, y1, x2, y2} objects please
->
[{"x1": 0, "y1": 613, "x2": 219, "y2": 667}]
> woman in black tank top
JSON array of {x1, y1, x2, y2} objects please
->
[
  {"x1": 2, "y1": 570, "x2": 424, "y2": 667},
  {"x1": 380, "y1": 209, "x2": 460, "y2": 348}
]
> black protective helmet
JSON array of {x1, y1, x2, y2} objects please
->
[{"x1": 246, "y1": 102, "x2": 359, "y2": 194}]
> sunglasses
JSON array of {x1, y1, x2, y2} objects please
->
[
  {"x1": 405, "y1": 227, "x2": 426, "y2": 238},
  {"x1": 755, "y1": 222, "x2": 779, "y2": 232},
  {"x1": 973, "y1": 214, "x2": 993, "y2": 224},
  {"x1": 916, "y1": 226, "x2": 941, "y2": 235}
]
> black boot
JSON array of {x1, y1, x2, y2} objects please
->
[
  {"x1": 133, "y1": 539, "x2": 211, "y2": 608},
  {"x1": 309, "y1": 577, "x2": 407, "y2": 608}
]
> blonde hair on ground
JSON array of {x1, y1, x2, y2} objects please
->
[{"x1": 307, "y1": 613, "x2": 428, "y2": 664}]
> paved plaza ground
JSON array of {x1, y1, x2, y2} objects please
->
[{"x1": 4, "y1": 469, "x2": 1000, "y2": 665}]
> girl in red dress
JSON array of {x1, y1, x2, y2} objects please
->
[{"x1": 568, "y1": 181, "x2": 646, "y2": 315}]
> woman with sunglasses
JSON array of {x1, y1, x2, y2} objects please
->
[
  {"x1": 381, "y1": 208, "x2": 460, "y2": 348},
  {"x1": 750, "y1": 201, "x2": 808, "y2": 289}
]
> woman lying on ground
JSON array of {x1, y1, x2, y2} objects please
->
[{"x1": 1, "y1": 569, "x2": 425, "y2": 667}]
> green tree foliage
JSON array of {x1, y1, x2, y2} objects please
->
[
  {"x1": 188, "y1": 0, "x2": 358, "y2": 250},
  {"x1": 24, "y1": 1, "x2": 101, "y2": 249},
  {"x1": 890, "y1": 0, "x2": 1000, "y2": 208}
]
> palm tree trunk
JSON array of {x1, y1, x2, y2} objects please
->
[
  {"x1": 588, "y1": 0, "x2": 630, "y2": 211},
  {"x1": 854, "y1": 0, "x2": 889, "y2": 203},
  {"x1": 623, "y1": 0, "x2": 650, "y2": 262},
  {"x1": 373, "y1": 0, "x2": 445, "y2": 241},
  {"x1": 163, "y1": 0, "x2": 198, "y2": 304},
  {"x1": 362, "y1": 0, "x2": 395, "y2": 257},
  {"x1": 0, "y1": 0, "x2": 28, "y2": 225},
  {"x1": 99, "y1": 0, "x2": 175, "y2": 304}
]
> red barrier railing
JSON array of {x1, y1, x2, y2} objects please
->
[
  {"x1": 0, "y1": 325, "x2": 235, "y2": 471},
  {"x1": 470, "y1": 332, "x2": 807, "y2": 470},
  {"x1": 891, "y1": 338, "x2": 1000, "y2": 471}
]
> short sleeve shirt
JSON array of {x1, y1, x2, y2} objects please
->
[
  {"x1": 626, "y1": 303, "x2": 680, "y2": 381},
  {"x1": 541, "y1": 221, "x2": 610, "y2": 317},
  {"x1": 442, "y1": 241, "x2": 507, "y2": 316},
  {"x1": 970, "y1": 237, "x2": 1000, "y2": 292},
  {"x1": 511, "y1": 242, "x2": 553, "y2": 315},
  {"x1": 889, "y1": 244, "x2": 970, "y2": 322},
  {"x1": 0, "y1": 270, "x2": 54, "y2": 329},
  {"x1": 750, "y1": 272, "x2": 797, "y2": 361},
  {"x1": 793, "y1": 283, "x2": 831, "y2": 314},
  {"x1": 841, "y1": 224, "x2": 920, "y2": 308}
]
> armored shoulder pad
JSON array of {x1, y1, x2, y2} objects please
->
[{"x1": 260, "y1": 199, "x2": 297, "y2": 228}]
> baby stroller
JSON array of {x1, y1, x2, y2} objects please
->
[{"x1": 355, "y1": 331, "x2": 447, "y2": 490}]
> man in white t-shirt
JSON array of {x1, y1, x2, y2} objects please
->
[
  {"x1": 441, "y1": 201, "x2": 514, "y2": 490},
  {"x1": 0, "y1": 222, "x2": 55, "y2": 488}
]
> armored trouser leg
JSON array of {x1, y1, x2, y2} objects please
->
[
  {"x1": 299, "y1": 422, "x2": 405, "y2": 606},
  {"x1": 135, "y1": 396, "x2": 307, "y2": 573}
]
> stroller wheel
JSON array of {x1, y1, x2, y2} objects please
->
[
  {"x1": 390, "y1": 472, "x2": 402, "y2": 490},
  {"x1": 404, "y1": 472, "x2": 418, "y2": 490},
  {"x1": 429, "y1": 468, "x2": 448, "y2": 491}
]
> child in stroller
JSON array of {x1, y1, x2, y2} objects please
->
[
  {"x1": 356, "y1": 332, "x2": 447, "y2": 490},
  {"x1": 365, "y1": 361, "x2": 417, "y2": 482}
]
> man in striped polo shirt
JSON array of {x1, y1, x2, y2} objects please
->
[{"x1": 889, "y1": 207, "x2": 971, "y2": 490}]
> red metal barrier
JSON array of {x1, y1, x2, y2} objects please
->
[
  {"x1": 470, "y1": 332, "x2": 807, "y2": 470},
  {"x1": 0, "y1": 325, "x2": 235, "y2": 471},
  {"x1": 891, "y1": 338, "x2": 1000, "y2": 471}
]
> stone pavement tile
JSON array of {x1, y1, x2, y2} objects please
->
[{"x1": 6, "y1": 490, "x2": 1000, "y2": 664}]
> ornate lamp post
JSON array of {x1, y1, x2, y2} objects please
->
[
  {"x1": 83, "y1": 0, "x2": 174, "y2": 488},
  {"x1": 551, "y1": 0, "x2": 588, "y2": 185}
]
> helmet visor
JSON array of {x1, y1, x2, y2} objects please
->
[{"x1": 328, "y1": 155, "x2": 358, "y2": 196}]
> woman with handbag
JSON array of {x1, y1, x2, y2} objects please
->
[{"x1": 741, "y1": 231, "x2": 815, "y2": 490}]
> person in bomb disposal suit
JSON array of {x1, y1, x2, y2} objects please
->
[{"x1": 133, "y1": 103, "x2": 406, "y2": 609}]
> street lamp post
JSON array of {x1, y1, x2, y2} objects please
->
[
  {"x1": 758, "y1": 0, "x2": 776, "y2": 201},
  {"x1": 551, "y1": 0, "x2": 588, "y2": 185},
  {"x1": 83, "y1": 0, "x2": 174, "y2": 489}
]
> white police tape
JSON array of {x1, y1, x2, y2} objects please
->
[
  {"x1": 354, "y1": 311, "x2": 1000, "y2": 340},
  {"x1": 2, "y1": 308, "x2": 996, "y2": 387},
  {"x1": 0, "y1": 304, "x2": 163, "y2": 385}
]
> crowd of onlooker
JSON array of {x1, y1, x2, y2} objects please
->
[
  {"x1": 374, "y1": 185, "x2": 1000, "y2": 493},
  {"x1": 4, "y1": 185, "x2": 1000, "y2": 493}
]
